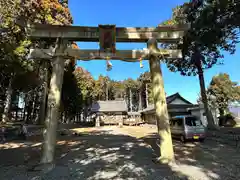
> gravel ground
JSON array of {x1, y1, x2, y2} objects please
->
[{"x1": 0, "y1": 126, "x2": 240, "y2": 180}]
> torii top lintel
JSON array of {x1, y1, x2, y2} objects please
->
[{"x1": 27, "y1": 24, "x2": 188, "y2": 43}]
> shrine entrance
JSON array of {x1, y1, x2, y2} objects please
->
[{"x1": 26, "y1": 23, "x2": 187, "y2": 164}]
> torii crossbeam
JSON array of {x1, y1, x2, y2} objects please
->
[
  {"x1": 29, "y1": 48, "x2": 182, "y2": 61},
  {"x1": 27, "y1": 24, "x2": 188, "y2": 43}
]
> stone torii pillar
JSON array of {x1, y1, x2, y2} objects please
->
[
  {"x1": 147, "y1": 38, "x2": 174, "y2": 163},
  {"x1": 41, "y1": 38, "x2": 67, "y2": 165}
]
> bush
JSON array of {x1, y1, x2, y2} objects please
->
[{"x1": 218, "y1": 113, "x2": 236, "y2": 127}]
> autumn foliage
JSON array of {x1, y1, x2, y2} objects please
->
[
  {"x1": 0, "y1": 0, "x2": 73, "y2": 123},
  {"x1": 14, "y1": 0, "x2": 73, "y2": 25},
  {"x1": 206, "y1": 73, "x2": 240, "y2": 115},
  {"x1": 31, "y1": 0, "x2": 73, "y2": 25}
]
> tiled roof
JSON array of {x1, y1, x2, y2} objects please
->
[
  {"x1": 127, "y1": 111, "x2": 141, "y2": 116},
  {"x1": 142, "y1": 93, "x2": 194, "y2": 113},
  {"x1": 166, "y1": 93, "x2": 192, "y2": 104},
  {"x1": 91, "y1": 101, "x2": 127, "y2": 112}
]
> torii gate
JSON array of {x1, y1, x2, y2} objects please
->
[{"x1": 26, "y1": 23, "x2": 187, "y2": 164}]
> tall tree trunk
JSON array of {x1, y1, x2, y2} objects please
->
[
  {"x1": 2, "y1": 77, "x2": 13, "y2": 123},
  {"x1": 30, "y1": 94, "x2": 36, "y2": 122},
  {"x1": 39, "y1": 62, "x2": 49, "y2": 125},
  {"x1": 106, "y1": 82, "x2": 108, "y2": 101},
  {"x1": 22, "y1": 94, "x2": 27, "y2": 122},
  {"x1": 145, "y1": 83, "x2": 149, "y2": 108},
  {"x1": 31, "y1": 92, "x2": 39, "y2": 124},
  {"x1": 14, "y1": 92, "x2": 19, "y2": 121},
  {"x1": 149, "y1": 54, "x2": 174, "y2": 163},
  {"x1": 41, "y1": 40, "x2": 66, "y2": 166},
  {"x1": 138, "y1": 88, "x2": 142, "y2": 111},
  {"x1": 196, "y1": 64, "x2": 216, "y2": 130},
  {"x1": 26, "y1": 92, "x2": 34, "y2": 124},
  {"x1": 26, "y1": 103, "x2": 32, "y2": 124},
  {"x1": 194, "y1": 51, "x2": 217, "y2": 130},
  {"x1": 15, "y1": 108, "x2": 18, "y2": 121},
  {"x1": 130, "y1": 88, "x2": 133, "y2": 112},
  {"x1": 219, "y1": 108, "x2": 224, "y2": 116}
]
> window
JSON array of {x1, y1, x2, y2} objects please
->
[
  {"x1": 170, "y1": 118, "x2": 183, "y2": 127},
  {"x1": 176, "y1": 118, "x2": 183, "y2": 126},
  {"x1": 185, "y1": 116, "x2": 202, "y2": 126}
]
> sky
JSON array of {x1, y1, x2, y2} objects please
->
[{"x1": 68, "y1": 0, "x2": 240, "y2": 104}]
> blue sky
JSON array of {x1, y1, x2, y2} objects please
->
[{"x1": 69, "y1": 0, "x2": 240, "y2": 103}]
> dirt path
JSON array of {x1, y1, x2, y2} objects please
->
[
  {"x1": 0, "y1": 126, "x2": 240, "y2": 180},
  {"x1": 117, "y1": 125, "x2": 240, "y2": 180}
]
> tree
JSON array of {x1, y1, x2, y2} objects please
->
[
  {"x1": 161, "y1": 2, "x2": 237, "y2": 129},
  {"x1": 74, "y1": 67, "x2": 95, "y2": 104},
  {"x1": 138, "y1": 71, "x2": 153, "y2": 107},
  {"x1": 111, "y1": 80, "x2": 125, "y2": 99},
  {"x1": 61, "y1": 61, "x2": 82, "y2": 122},
  {"x1": 123, "y1": 78, "x2": 140, "y2": 111},
  {"x1": 0, "y1": 0, "x2": 32, "y2": 121},
  {"x1": 207, "y1": 73, "x2": 240, "y2": 116},
  {"x1": 0, "y1": 0, "x2": 73, "y2": 123},
  {"x1": 38, "y1": 60, "x2": 51, "y2": 125},
  {"x1": 0, "y1": 0, "x2": 74, "y2": 168},
  {"x1": 199, "y1": 0, "x2": 240, "y2": 39},
  {"x1": 93, "y1": 75, "x2": 111, "y2": 101}
]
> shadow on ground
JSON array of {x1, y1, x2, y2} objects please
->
[
  {"x1": 141, "y1": 132, "x2": 240, "y2": 180},
  {"x1": 0, "y1": 129, "x2": 188, "y2": 180},
  {"x1": 0, "y1": 128, "x2": 240, "y2": 180}
]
